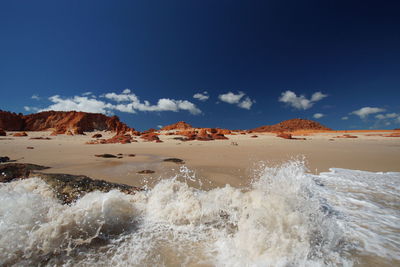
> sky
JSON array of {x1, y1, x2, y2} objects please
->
[{"x1": 1, "y1": 0, "x2": 399, "y2": 131}]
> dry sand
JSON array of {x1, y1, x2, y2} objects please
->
[{"x1": 1, "y1": 130, "x2": 399, "y2": 189}]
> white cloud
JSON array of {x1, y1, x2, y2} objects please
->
[
  {"x1": 82, "y1": 92, "x2": 93, "y2": 96},
  {"x1": 350, "y1": 107, "x2": 385, "y2": 119},
  {"x1": 38, "y1": 90, "x2": 202, "y2": 115},
  {"x1": 375, "y1": 113, "x2": 398, "y2": 119},
  {"x1": 218, "y1": 91, "x2": 255, "y2": 109},
  {"x1": 219, "y1": 91, "x2": 245, "y2": 104},
  {"x1": 31, "y1": 94, "x2": 40, "y2": 100},
  {"x1": 157, "y1": 125, "x2": 163, "y2": 129},
  {"x1": 237, "y1": 97, "x2": 254, "y2": 110},
  {"x1": 313, "y1": 113, "x2": 324, "y2": 119},
  {"x1": 278, "y1": 90, "x2": 327, "y2": 110},
  {"x1": 193, "y1": 91, "x2": 209, "y2": 101},
  {"x1": 341, "y1": 116, "x2": 349, "y2": 120},
  {"x1": 40, "y1": 95, "x2": 113, "y2": 114}
]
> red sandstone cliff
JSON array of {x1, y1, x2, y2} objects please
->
[
  {"x1": 161, "y1": 121, "x2": 192, "y2": 131},
  {"x1": 0, "y1": 110, "x2": 132, "y2": 133},
  {"x1": 251, "y1": 118, "x2": 331, "y2": 132},
  {"x1": 0, "y1": 110, "x2": 25, "y2": 131}
]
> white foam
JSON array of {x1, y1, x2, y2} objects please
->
[{"x1": 0, "y1": 161, "x2": 398, "y2": 266}]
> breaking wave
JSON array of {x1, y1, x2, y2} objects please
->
[{"x1": 0, "y1": 160, "x2": 399, "y2": 266}]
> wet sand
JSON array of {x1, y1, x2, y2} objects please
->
[{"x1": 1, "y1": 130, "x2": 399, "y2": 189}]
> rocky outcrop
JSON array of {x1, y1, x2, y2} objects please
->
[
  {"x1": 175, "y1": 129, "x2": 228, "y2": 141},
  {"x1": 276, "y1": 133, "x2": 306, "y2": 140},
  {"x1": 252, "y1": 118, "x2": 331, "y2": 132},
  {"x1": 334, "y1": 134, "x2": 358, "y2": 138},
  {"x1": 0, "y1": 163, "x2": 142, "y2": 204},
  {"x1": 0, "y1": 129, "x2": 6, "y2": 136},
  {"x1": 86, "y1": 133, "x2": 135, "y2": 144},
  {"x1": 0, "y1": 110, "x2": 132, "y2": 134},
  {"x1": 13, "y1": 132, "x2": 28, "y2": 137},
  {"x1": 0, "y1": 163, "x2": 50, "y2": 182},
  {"x1": 162, "y1": 121, "x2": 193, "y2": 131},
  {"x1": 0, "y1": 110, "x2": 25, "y2": 131},
  {"x1": 141, "y1": 132, "x2": 162, "y2": 142}
]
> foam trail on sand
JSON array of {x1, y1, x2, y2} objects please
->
[{"x1": 0, "y1": 160, "x2": 399, "y2": 266}]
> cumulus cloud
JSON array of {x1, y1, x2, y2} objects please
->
[
  {"x1": 40, "y1": 95, "x2": 113, "y2": 114},
  {"x1": 313, "y1": 113, "x2": 324, "y2": 119},
  {"x1": 38, "y1": 90, "x2": 202, "y2": 115},
  {"x1": 374, "y1": 113, "x2": 400, "y2": 125},
  {"x1": 278, "y1": 90, "x2": 327, "y2": 110},
  {"x1": 375, "y1": 113, "x2": 398, "y2": 119},
  {"x1": 31, "y1": 94, "x2": 40, "y2": 100},
  {"x1": 193, "y1": 91, "x2": 209, "y2": 101},
  {"x1": 218, "y1": 91, "x2": 255, "y2": 109},
  {"x1": 350, "y1": 107, "x2": 385, "y2": 119},
  {"x1": 341, "y1": 116, "x2": 349, "y2": 120}
]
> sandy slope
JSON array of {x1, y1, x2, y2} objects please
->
[{"x1": 1, "y1": 131, "x2": 399, "y2": 189}]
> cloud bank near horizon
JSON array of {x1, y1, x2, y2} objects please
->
[{"x1": 29, "y1": 89, "x2": 202, "y2": 115}]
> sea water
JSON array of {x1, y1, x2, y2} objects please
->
[{"x1": 0, "y1": 160, "x2": 399, "y2": 266}]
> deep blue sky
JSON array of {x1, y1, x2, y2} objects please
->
[{"x1": 1, "y1": 0, "x2": 399, "y2": 130}]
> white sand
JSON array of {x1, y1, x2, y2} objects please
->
[{"x1": 1, "y1": 131, "x2": 399, "y2": 189}]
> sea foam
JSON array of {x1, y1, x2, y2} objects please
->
[{"x1": 0, "y1": 160, "x2": 399, "y2": 266}]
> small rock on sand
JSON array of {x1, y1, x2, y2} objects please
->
[
  {"x1": 137, "y1": 170, "x2": 155, "y2": 174},
  {"x1": 163, "y1": 158, "x2": 185, "y2": 164},
  {"x1": 0, "y1": 156, "x2": 11, "y2": 163},
  {"x1": 95, "y1": 154, "x2": 118, "y2": 158}
]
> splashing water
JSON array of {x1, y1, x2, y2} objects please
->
[{"x1": 0, "y1": 160, "x2": 399, "y2": 266}]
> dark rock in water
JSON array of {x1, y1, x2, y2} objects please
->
[
  {"x1": 163, "y1": 158, "x2": 185, "y2": 164},
  {"x1": 0, "y1": 156, "x2": 11, "y2": 163},
  {"x1": 137, "y1": 170, "x2": 155, "y2": 174},
  {"x1": 0, "y1": 163, "x2": 49, "y2": 182},
  {"x1": 30, "y1": 172, "x2": 143, "y2": 204},
  {"x1": 26, "y1": 146, "x2": 34, "y2": 149},
  {"x1": 128, "y1": 154, "x2": 136, "y2": 157},
  {"x1": 95, "y1": 154, "x2": 118, "y2": 158},
  {"x1": 92, "y1": 133, "x2": 102, "y2": 138},
  {"x1": 0, "y1": 163, "x2": 142, "y2": 204},
  {"x1": 29, "y1": 137, "x2": 52, "y2": 140}
]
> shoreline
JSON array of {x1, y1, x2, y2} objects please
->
[{"x1": 1, "y1": 130, "x2": 399, "y2": 189}]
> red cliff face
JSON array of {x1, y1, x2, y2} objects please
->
[
  {"x1": 0, "y1": 110, "x2": 25, "y2": 131},
  {"x1": 0, "y1": 110, "x2": 133, "y2": 133},
  {"x1": 161, "y1": 121, "x2": 193, "y2": 131},
  {"x1": 251, "y1": 118, "x2": 331, "y2": 132}
]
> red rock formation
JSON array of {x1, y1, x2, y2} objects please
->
[
  {"x1": 334, "y1": 134, "x2": 358, "y2": 138},
  {"x1": 86, "y1": 133, "x2": 135, "y2": 144},
  {"x1": 73, "y1": 127, "x2": 85, "y2": 135},
  {"x1": 0, "y1": 129, "x2": 6, "y2": 136},
  {"x1": 0, "y1": 110, "x2": 133, "y2": 134},
  {"x1": 211, "y1": 133, "x2": 228, "y2": 140},
  {"x1": 277, "y1": 133, "x2": 293, "y2": 139},
  {"x1": 276, "y1": 132, "x2": 306, "y2": 140},
  {"x1": 66, "y1": 130, "x2": 74, "y2": 136},
  {"x1": 13, "y1": 132, "x2": 28, "y2": 137},
  {"x1": 196, "y1": 129, "x2": 212, "y2": 141},
  {"x1": 0, "y1": 110, "x2": 25, "y2": 131},
  {"x1": 141, "y1": 132, "x2": 162, "y2": 142},
  {"x1": 131, "y1": 131, "x2": 141, "y2": 136},
  {"x1": 383, "y1": 133, "x2": 400, "y2": 137},
  {"x1": 252, "y1": 119, "x2": 331, "y2": 132},
  {"x1": 162, "y1": 121, "x2": 193, "y2": 131}
]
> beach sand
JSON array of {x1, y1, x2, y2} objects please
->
[{"x1": 1, "y1": 130, "x2": 399, "y2": 189}]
